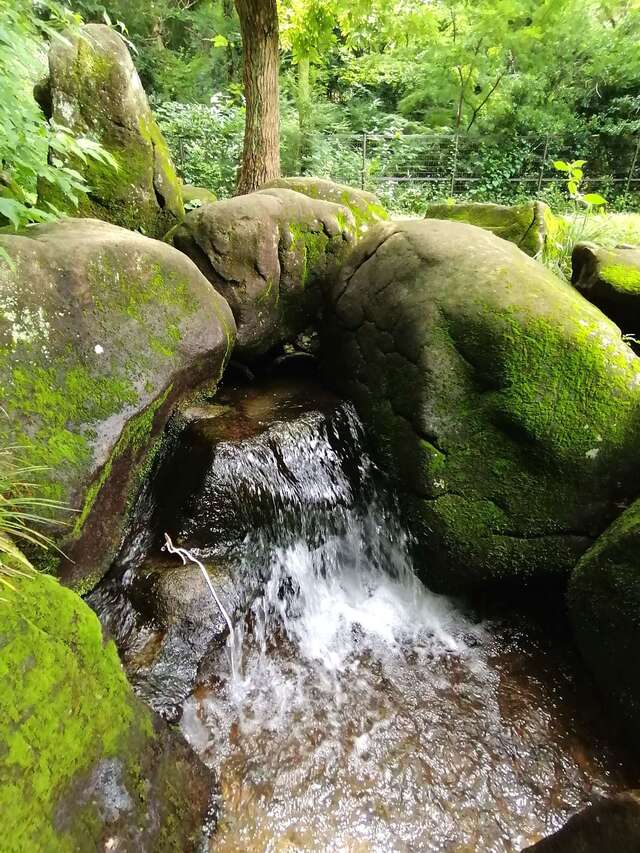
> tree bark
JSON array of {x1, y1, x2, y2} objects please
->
[{"x1": 234, "y1": 0, "x2": 280, "y2": 195}]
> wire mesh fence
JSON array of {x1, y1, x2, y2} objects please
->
[{"x1": 321, "y1": 131, "x2": 640, "y2": 201}]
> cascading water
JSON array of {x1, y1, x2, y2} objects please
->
[{"x1": 90, "y1": 377, "x2": 635, "y2": 851}]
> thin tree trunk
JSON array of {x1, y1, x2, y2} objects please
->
[
  {"x1": 234, "y1": 0, "x2": 280, "y2": 195},
  {"x1": 297, "y1": 57, "x2": 311, "y2": 173}
]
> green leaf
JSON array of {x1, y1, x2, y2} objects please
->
[
  {"x1": 567, "y1": 180, "x2": 578, "y2": 195},
  {"x1": 553, "y1": 160, "x2": 570, "y2": 172},
  {"x1": 0, "y1": 197, "x2": 24, "y2": 228},
  {"x1": 583, "y1": 193, "x2": 607, "y2": 206},
  {"x1": 212, "y1": 34, "x2": 229, "y2": 48}
]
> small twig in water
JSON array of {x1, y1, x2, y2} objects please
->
[{"x1": 162, "y1": 532, "x2": 235, "y2": 637}]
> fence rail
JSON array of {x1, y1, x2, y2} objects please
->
[{"x1": 321, "y1": 131, "x2": 640, "y2": 198}]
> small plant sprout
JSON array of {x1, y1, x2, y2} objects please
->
[{"x1": 553, "y1": 159, "x2": 607, "y2": 210}]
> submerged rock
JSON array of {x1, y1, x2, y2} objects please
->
[
  {"x1": 173, "y1": 187, "x2": 356, "y2": 358},
  {"x1": 36, "y1": 24, "x2": 183, "y2": 237},
  {"x1": 322, "y1": 219, "x2": 640, "y2": 591},
  {"x1": 572, "y1": 242, "x2": 640, "y2": 338},
  {"x1": 0, "y1": 218, "x2": 235, "y2": 589},
  {"x1": 0, "y1": 574, "x2": 213, "y2": 851},
  {"x1": 569, "y1": 498, "x2": 640, "y2": 746},
  {"x1": 262, "y1": 177, "x2": 388, "y2": 237},
  {"x1": 424, "y1": 200, "x2": 560, "y2": 257},
  {"x1": 522, "y1": 791, "x2": 640, "y2": 851}
]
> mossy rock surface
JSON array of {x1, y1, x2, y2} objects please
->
[
  {"x1": 182, "y1": 185, "x2": 218, "y2": 206},
  {"x1": 321, "y1": 219, "x2": 640, "y2": 592},
  {"x1": 263, "y1": 177, "x2": 388, "y2": 239},
  {"x1": 37, "y1": 24, "x2": 183, "y2": 238},
  {"x1": 0, "y1": 218, "x2": 235, "y2": 588},
  {"x1": 424, "y1": 200, "x2": 560, "y2": 257},
  {"x1": 173, "y1": 187, "x2": 357, "y2": 359},
  {"x1": 569, "y1": 498, "x2": 640, "y2": 746},
  {"x1": 572, "y1": 241, "x2": 640, "y2": 337},
  {"x1": 0, "y1": 573, "x2": 213, "y2": 852}
]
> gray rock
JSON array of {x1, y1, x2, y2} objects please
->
[
  {"x1": 572, "y1": 241, "x2": 640, "y2": 338},
  {"x1": 173, "y1": 187, "x2": 356, "y2": 358}
]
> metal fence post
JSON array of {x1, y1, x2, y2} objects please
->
[
  {"x1": 449, "y1": 133, "x2": 459, "y2": 197},
  {"x1": 625, "y1": 136, "x2": 640, "y2": 193},
  {"x1": 537, "y1": 134, "x2": 550, "y2": 194},
  {"x1": 361, "y1": 132, "x2": 368, "y2": 190}
]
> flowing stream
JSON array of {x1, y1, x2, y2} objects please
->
[{"x1": 90, "y1": 377, "x2": 635, "y2": 852}]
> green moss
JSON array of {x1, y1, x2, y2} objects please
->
[
  {"x1": 289, "y1": 223, "x2": 331, "y2": 287},
  {"x1": 0, "y1": 574, "x2": 150, "y2": 851},
  {"x1": 600, "y1": 263, "x2": 640, "y2": 293},
  {"x1": 569, "y1": 499, "x2": 640, "y2": 746}
]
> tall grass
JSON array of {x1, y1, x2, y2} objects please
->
[
  {"x1": 545, "y1": 212, "x2": 640, "y2": 281},
  {"x1": 0, "y1": 446, "x2": 69, "y2": 594}
]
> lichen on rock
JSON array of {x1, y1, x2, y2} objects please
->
[
  {"x1": 321, "y1": 219, "x2": 640, "y2": 591},
  {"x1": 36, "y1": 24, "x2": 184, "y2": 238},
  {"x1": 0, "y1": 218, "x2": 235, "y2": 588}
]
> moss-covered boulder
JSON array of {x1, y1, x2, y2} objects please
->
[
  {"x1": 0, "y1": 573, "x2": 213, "y2": 852},
  {"x1": 173, "y1": 187, "x2": 356, "y2": 359},
  {"x1": 182, "y1": 185, "x2": 218, "y2": 206},
  {"x1": 262, "y1": 177, "x2": 388, "y2": 238},
  {"x1": 0, "y1": 218, "x2": 235, "y2": 589},
  {"x1": 424, "y1": 200, "x2": 560, "y2": 257},
  {"x1": 572, "y1": 242, "x2": 640, "y2": 337},
  {"x1": 568, "y1": 499, "x2": 640, "y2": 745},
  {"x1": 321, "y1": 219, "x2": 640, "y2": 592},
  {"x1": 37, "y1": 24, "x2": 183, "y2": 238}
]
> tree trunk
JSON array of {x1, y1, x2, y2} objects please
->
[
  {"x1": 234, "y1": 0, "x2": 280, "y2": 195},
  {"x1": 297, "y1": 57, "x2": 312, "y2": 173}
]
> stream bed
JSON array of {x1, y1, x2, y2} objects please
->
[{"x1": 89, "y1": 376, "x2": 636, "y2": 852}]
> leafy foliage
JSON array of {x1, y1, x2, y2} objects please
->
[
  {"x1": 0, "y1": 446, "x2": 68, "y2": 594},
  {"x1": 0, "y1": 0, "x2": 117, "y2": 231}
]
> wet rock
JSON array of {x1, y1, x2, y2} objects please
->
[
  {"x1": 88, "y1": 556, "x2": 245, "y2": 721},
  {"x1": 424, "y1": 200, "x2": 561, "y2": 257},
  {"x1": 569, "y1": 498, "x2": 640, "y2": 747},
  {"x1": 36, "y1": 24, "x2": 183, "y2": 237},
  {"x1": 173, "y1": 187, "x2": 356, "y2": 358},
  {"x1": 0, "y1": 573, "x2": 213, "y2": 851},
  {"x1": 0, "y1": 218, "x2": 235, "y2": 589},
  {"x1": 88, "y1": 378, "x2": 370, "y2": 713},
  {"x1": 262, "y1": 177, "x2": 388, "y2": 238},
  {"x1": 522, "y1": 791, "x2": 640, "y2": 851},
  {"x1": 321, "y1": 219, "x2": 640, "y2": 591},
  {"x1": 572, "y1": 242, "x2": 640, "y2": 338}
]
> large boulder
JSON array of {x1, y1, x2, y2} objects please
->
[
  {"x1": 424, "y1": 200, "x2": 560, "y2": 257},
  {"x1": 0, "y1": 219, "x2": 235, "y2": 589},
  {"x1": 568, "y1": 499, "x2": 640, "y2": 745},
  {"x1": 321, "y1": 219, "x2": 640, "y2": 591},
  {"x1": 572, "y1": 242, "x2": 640, "y2": 337},
  {"x1": 262, "y1": 177, "x2": 388, "y2": 237},
  {"x1": 173, "y1": 187, "x2": 356, "y2": 359},
  {"x1": 0, "y1": 573, "x2": 213, "y2": 852},
  {"x1": 36, "y1": 24, "x2": 183, "y2": 238}
]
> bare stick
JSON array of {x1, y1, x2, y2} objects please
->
[{"x1": 162, "y1": 532, "x2": 235, "y2": 638}]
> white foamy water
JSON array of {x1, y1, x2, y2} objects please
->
[{"x1": 181, "y1": 504, "x2": 624, "y2": 852}]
